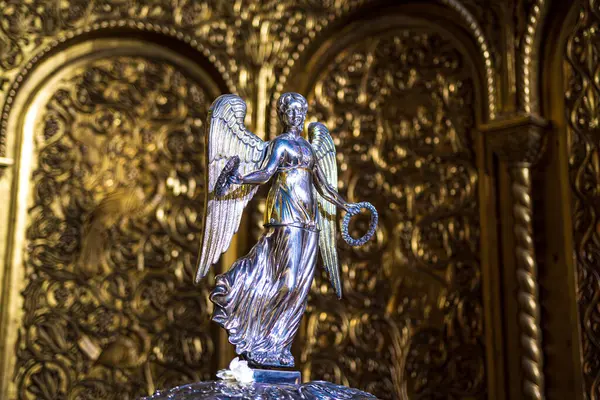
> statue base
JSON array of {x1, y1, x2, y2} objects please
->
[
  {"x1": 141, "y1": 379, "x2": 377, "y2": 399},
  {"x1": 252, "y1": 368, "x2": 301, "y2": 384}
]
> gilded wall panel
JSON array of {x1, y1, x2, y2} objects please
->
[
  {"x1": 12, "y1": 49, "x2": 219, "y2": 399},
  {"x1": 0, "y1": 0, "x2": 370, "y2": 159},
  {"x1": 0, "y1": 1, "x2": 504, "y2": 399},
  {"x1": 300, "y1": 28, "x2": 484, "y2": 400},
  {"x1": 565, "y1": 0, "x2": 600, "y2": 397}
]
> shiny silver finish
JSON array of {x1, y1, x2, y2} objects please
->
[
  {"x1": 196, "y1": 92, "x2": 378, "y2": 368},
  {"x1": 341, "y1": 202, "x2": 378, "y2": 246},
  {"x1": 252, "y1": 368, "x2": 301, "y2": 385},
  {"x1": 141, "y1": 380, "x2": 378, "y2": 400},
  {"x1": 211, "y1": 224, "x2": 318, "y2": 367}
]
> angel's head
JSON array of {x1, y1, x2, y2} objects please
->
[{"x1": 277, "y1": 92, "x2": 308, "y2": 132}]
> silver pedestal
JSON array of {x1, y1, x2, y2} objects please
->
[
  {"x1": 142, "y1": 381, "x2": 376, "y2": 400},
  {"x1": 141, "y1": 370, "x2": 377, "y2": 400},
  {"x1": 251, "y1": 368, "x2": 301, "y2": 385}
]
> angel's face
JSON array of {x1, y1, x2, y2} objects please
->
[{"x1": 282, "y1": 101, "x2": 306, "y2": 129}]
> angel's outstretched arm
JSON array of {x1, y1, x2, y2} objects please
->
[
  {"x1": 237, "y1": 139, "x2": 285, "y2": 185},
  {"x1": 313, "y1": 164, "x2": 350, "y2": 211}
]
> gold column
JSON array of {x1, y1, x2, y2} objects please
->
[
  {"x1": 0, "y1": 158, "x2": 13, "y2": 169},
  {"x1": 509, "y1": 165, "x2": 543, "y2": 400},
  {"x1": 482, "y1": 114, "x2": 549, "y2": 400}
]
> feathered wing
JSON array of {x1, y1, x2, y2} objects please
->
[
  {"x1": 309, "y1": 122, "x2": 342, "y2": 298},
  {"x1": 195, "y1": 94, "x2": 268, "y2": 283}
]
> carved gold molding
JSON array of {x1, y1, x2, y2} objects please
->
[
  {"x1": 0, "y1": 1, "x2": 522, "y2": 399},
  {"x1": 439, "y1": 0, "x2": 497, "y2": 119},
  {"x1": 0, "y1": 37, "x2": 224, "y2": 399},
  {"x1": 291, "y1": 12, "x2": 488, "y2": 396},
  {"x1": 0, "y1": 1, "x2": 373, "y2": 161},
  {"x1": 520, "y1": 0, "x2": 550, "y2": 114},
  {"x1": 482, "y1": 113, "x2": 550, "y2": 400},
  {"x1": 564, "y1": 1, "x2": 600, "y2": 397},
  {"x1": 484, "y1": 114, "x2": 548, "y2": 165},
  {"x1": 271, "y1": 0, "x2": 500, "y2": 139}
]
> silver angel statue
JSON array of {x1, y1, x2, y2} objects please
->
[{"x1": 196, "y1": 92, "x2": 378, "y2": 368}]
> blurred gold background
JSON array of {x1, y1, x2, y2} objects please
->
[{"x1": 0, "y1": 0, "x2": 592, "y2": 399}]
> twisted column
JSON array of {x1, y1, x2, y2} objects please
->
[
  {"x1": 0, "y1": 157, "x2": 13, "y2": 178},
  {"x1": 482, "y1": 114, "x2": 548, "y2": 400},
  {"x1": 509, "y1": 166, "x2": 544, "y2": 400}
]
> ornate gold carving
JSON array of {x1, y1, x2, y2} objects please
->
[
  {"x1": 0, "y1": 2, "x2": 503, "y2": 187},
  {"x1": 519, "y1": 0, "x2": 548, "y2": 113},
  {"x1": 0, "y1": 20, "x2": 236, "y2": 168},
  {"x1": 439, "y1": 0, "x2": 497, "y2": 119},
  {"x1": 0, "y1": 1, "x2": 507, "y2": 399},
  {"x1": 301, "y1": 29, "x2": 484, "y2": 399},
  {"x1": 13, "y1": 54, "x2": 217, "y2": 398},
  {"x1": 270, "y1": 0, "x2": 499, "y2": 140},
  {"x1": 461, "y1": 0, "x2": 504, "y2": 69},
  {"x1": 565, "y1": 1, "x2": 600, "y2": 397},
  {"x1": 484, "y1": 114, "x2": 548, "y2": 165},
  {"x1": 510, "y1": 166, "x2": 544, "y2": 400},
  {"x1": 482, "y1": 114, "x2": 549, "y2": 400},
  {"x1": 0, "y1": 1, "x2": 370, "y2": 160}
]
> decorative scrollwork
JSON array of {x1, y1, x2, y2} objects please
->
[
  {"x1": 519, "y1": 0, "x2": 549, "y2": 114},
  {"x1": 565, "y1": 1, "x2": 600, "y2": 398},
  {"x1": 484, "y1": 114, "x2": 548, "y2": 165},
  {"x1": 510, "y1": 167, "x2": 544, "y2": 400},
  {"x1": 0, "y1": 1, "x2": 510, "y2": 399},
  {"x1": 482, "y1": 113, "x2": 548, "y2": 400},
  {"x1": 14, "y1": 55, "x2": 217, "y2": 398},
  {"x1": 301, "y1": 29, "x2": 484, "y2": 400},
  {"x1": 0, "y1": 0, "x2": 374, "y2": 171}
]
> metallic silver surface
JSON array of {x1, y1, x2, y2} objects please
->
[
  {"x1": 214, "y1": 156, "x2": 241, "y2": 197},
  {"x1": 141, "y1": 380, "x2": 378, "y2": 400},
  {"x1": 251, "y1": 369, "x2": 301, "y2": 385},
  {"x1": 341, "y1": 202, "x2": 378, "y2": 246},
  {"x1": 196, "y1": 92, "x2": 378, "y2": 368},
  {"x1": 309, "y1": 122, "x2": 342, "y2": 298}
]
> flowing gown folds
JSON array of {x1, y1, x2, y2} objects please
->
[{"x1": 210, "y1": 167, "x2": 319, "y2": 366}]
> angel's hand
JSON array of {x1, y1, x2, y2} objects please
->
[
  {"x1": 344, "y1": 202, "x2": 360, "y2": 213},
  {"x1": 341, "y1": 201, "x2": 378, "y2": 246},
  {"x1": 228, "y1": 172, "x2": 243, "y2": 185},
  {"x1": 214, "y1": 157, "x2": 242, "y2": 197}
]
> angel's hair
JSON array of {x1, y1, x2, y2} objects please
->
[{"x1": 277, "y1": 92, "x2": 308, "y2": 118}]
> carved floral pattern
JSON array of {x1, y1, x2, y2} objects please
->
[
  {"x1": 301, "y1": 30, "x2": 485, "y2": 399},
  {"x1": 565, "y1": 1, "x2": 600, "y2": 398},
  {"x1": 0, "y1": 0, "x2": 371, "y2": 165},
  {"x1": 0, "y1": 0, "x2": 364, "y2": 70},
  {"x1": 14, "y1": 56, "x2": 215, "y2": 399},
  {"x1": 0, "y1": 0, "x2": 502, "y2": 161},
  {"x1": 0, "y1": 0, "x2": 513, "y2": 399}
]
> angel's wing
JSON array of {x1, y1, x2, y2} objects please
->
[
  {"x1": 309, "y1": 122, "x2": 342, "y2": 298},
  {"x1": 195, "y1": 94, "x2": 268, "y2": 283}
]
